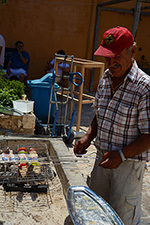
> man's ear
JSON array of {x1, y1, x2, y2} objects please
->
[{"x1": 131, "y1": 45, "x2": 136, "y2": 57}]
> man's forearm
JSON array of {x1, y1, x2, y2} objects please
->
[
  {"x1": 123, "y1": 133, "x2": 150, "y2": 159},
  {"x1": 85, "y1": 115, "x2": 97, "y2": 142},
  {"x1": 74, "y1": 115, "x2": 98, "y2": 155},
  {"x1": 18, "y1": 53, "x2": 28, "y2": 64},
  {"x1": 7, "y1": 61, "x2": 11, "y2": 71}
]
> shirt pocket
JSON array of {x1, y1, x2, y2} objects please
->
[
  {"x1": 124, "y1": 194, "x2": 141, "y2": 225},
  {"x1": 113, "y1": 103, "x2": 137, "y2": 134}
]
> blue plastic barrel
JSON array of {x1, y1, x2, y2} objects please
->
[{"x1": 27, "y1": 73, "x2": 60, "y2": 124}]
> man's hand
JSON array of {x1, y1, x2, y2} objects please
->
[
  {"x1": 17, "y1": 45, "x2": 24, "y2": 54},
  {"x1": 74, "y1": 137, "x2": 91, "y2": 156},
  {"x1": 99, "y1": 150, "x2": 122, "y2": 169}
]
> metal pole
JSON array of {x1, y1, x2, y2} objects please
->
[
  {"x1": 131, "y1": 0, "x2": 142, "y2": 39},
  {"x1": 90, "y1": 5, "x2": 101, "y2": 92}
]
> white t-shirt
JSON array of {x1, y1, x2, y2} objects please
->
[
  {"x1": 0, "y1": 34, "x2": 5, "y2": 67},
  {"x1": 50, "y1": 58, "x2": 70, "y2": 81}
]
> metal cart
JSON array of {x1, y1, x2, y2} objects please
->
[{"x1": 42, "y1": 53, "x2": 83, "y2": 144}]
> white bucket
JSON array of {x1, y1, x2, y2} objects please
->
[{"x1": 12, "y1": 100, "x2": 34, "y2": 113}]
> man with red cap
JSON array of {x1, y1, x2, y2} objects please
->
[{"x1": 74, "y1": 26, "x2": 150, "y2": 225}]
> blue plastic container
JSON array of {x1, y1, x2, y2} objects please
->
[{"x1": 27, "y1": 73, "x2": 60, "y2": 124}]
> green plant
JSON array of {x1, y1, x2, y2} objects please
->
[{"x1": 0, "y1": 77, "x2": 25, "y2": 107}]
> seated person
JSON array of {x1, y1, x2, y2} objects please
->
[
  {"x1": 7, "y1": 41, "x2": 30, "y2": 84},
  {"x1": 48, "y1": 50, "x2": 70, "y2": 83}
]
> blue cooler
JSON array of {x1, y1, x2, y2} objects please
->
[{"x1": 27, "y1": 73, "x2": 59, "y2": 124}]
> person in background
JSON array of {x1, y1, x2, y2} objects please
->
[
  {"x1": 74, "y1": 26, "x2": 150, "y2": 225},
  {"x1": 48, "y1": 50, "x2": 70, "y2": 83},
  {"x1": 7, "y1": 41, "x2": 30, "y2": 84},
  {"x1": 0, "y1": 34, "x2": 6, "y2": 78}
]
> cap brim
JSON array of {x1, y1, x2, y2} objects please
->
[{"x1": 94, "y1": 45, "x2": 116, "y2": 57}]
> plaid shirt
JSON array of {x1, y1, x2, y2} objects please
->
[{"x1": 93, "y1": 60, "x2": 150, "y2": 161}]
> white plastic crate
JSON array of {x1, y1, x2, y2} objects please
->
[{"x1": 13, "y1": 100, "x2": 34, "y2": 113}]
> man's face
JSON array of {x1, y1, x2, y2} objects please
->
[
  {"x1": 105, "y1": 47, "x2": 135, "y2": 77},
  {"x1": 16, "y1": 43, "x2": 24, "y2": 52}
]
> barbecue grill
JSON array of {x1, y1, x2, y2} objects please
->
[{"x1": 0, "y1": 143, "x2": 59, "y2": 212}]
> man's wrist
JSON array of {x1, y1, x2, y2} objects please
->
[{"x1": 118, "y1": 149, "x2": 126, "y2": 162}]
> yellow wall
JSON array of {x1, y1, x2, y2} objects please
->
[
  {"x1": 0, "y1": 0, "x2": 97, "y2": 81},
  {"x1": 0, "y1": 0, "x2": 150, "y2": 91}
]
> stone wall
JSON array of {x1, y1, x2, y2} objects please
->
[{"x1": 0, "y1": 113, "x2": 35, "y2": 135}]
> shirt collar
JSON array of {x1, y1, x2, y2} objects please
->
[{"x1": 127, "y1": 60, "x2": 138, "y2": 82}]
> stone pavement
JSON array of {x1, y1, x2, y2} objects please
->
[{"x1": 67, "y1": 96, "x2": 150, "y2": 225}]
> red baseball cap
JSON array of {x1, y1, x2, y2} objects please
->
[{"x1": 94, "y1": 26, "x2": 134, "y2": 57}]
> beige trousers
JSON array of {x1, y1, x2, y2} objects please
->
[{"x1": 88, "y1": 153, "x2": 145, "y2": 225}]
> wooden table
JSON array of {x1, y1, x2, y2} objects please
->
[{"x1": 55, "y1": 57, "x2": 105, "y2": 131}]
